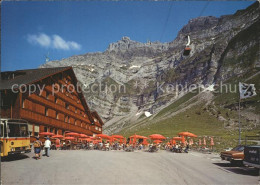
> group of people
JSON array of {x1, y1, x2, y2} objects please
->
[
  {"x1": 33, "y1": 137, "x2": 51, "y2": 160},
  {"x1": 165, "y1": 142, "x2": 190, "y2": 153},
  {"x1": 32, "y1": 138, "x2": 191, "y2": 159}
]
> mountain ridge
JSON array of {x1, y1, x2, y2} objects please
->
[{"x1": 40, "y1": 2, "x2": 260, "y2": 138}]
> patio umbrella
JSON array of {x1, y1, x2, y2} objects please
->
[
  {"x1": 130, "y1": 134, "x2": 144, "y2": 146},
  {"x1": 112, "y1": 135, "x2": 124, "y2": 139},
  {"x1": 66, "y1": 132, "x2": 80, "y2": 137},
  {"x1": 64, "y1": 137, "x2": 75, "y2": 140},
  {"x1": 172, "y1": 139, "x2": 176, "y2": 145},
  {"x1": 153, "y1": 140, "x2": 162, "y2": 144},
  {"x1": 129, "y1": 134, "x2": 144, "y2": 139},
  {"x1": 181, "y1": 136, "x2": 185, "y2": 144},
  {"x1": 39, "y1": 132, "x2": 54, "y2": 136},
  {"x1": 203, "y1": 137, "x2": 207, "y2": 145},
  {"x1": 210, "y1": 137, "x2": 214, "y2": 146},
  {"x1": 96, "y1": 134, "x2": 110, "y2": 139},
  {"x1": 51, "y1": 134, "x2": 64, "y2": 138},
  {"x1": 149, "y1": 134, "x2": 166, "y2": 140},
  {"x1": 178, "y1": 132, "x2": 197, "y2": 137},
  {"x1": 172, "y1": 137, "x2": 182, "y2": 141}
]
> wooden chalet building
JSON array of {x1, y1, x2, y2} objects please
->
[{"x1": 0, "y1": 67, "x2": 104, "y2": 142}]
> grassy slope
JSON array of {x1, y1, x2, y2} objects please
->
[{"x1": 118, "y1": 72, "x2": 260, "y2": 151}]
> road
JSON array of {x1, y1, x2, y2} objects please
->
[{"x1": 1, "y1": 150, "x2": 259, "y2": 185}]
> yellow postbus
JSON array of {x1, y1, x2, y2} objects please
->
[{"x1": 0, "y1": 118, "x2": 31, "y2": 157}]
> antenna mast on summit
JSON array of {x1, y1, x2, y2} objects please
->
[{"x1": 45, "y1": 52, "x2": 50, "y2": 63}]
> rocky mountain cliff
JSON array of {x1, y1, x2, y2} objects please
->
[{"x1": 40, "y1": 2, "x2": 260, "y2": 135}]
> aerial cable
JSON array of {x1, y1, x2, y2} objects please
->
[
  {"x1": 183, "y1": 1, "x2": 210, "y2": 56},
  {"x1": 159, "y1": 1, "x2": 174, "y2": 42}
]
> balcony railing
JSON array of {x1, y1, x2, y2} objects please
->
[{"x1": 20, "y1": 108, "x2": 93, "y2": 135}]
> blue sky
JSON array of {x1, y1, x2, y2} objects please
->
[{"x1": 1, "y1": 1, "x2": 254, "y2": 71}]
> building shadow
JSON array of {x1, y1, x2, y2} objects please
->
[
  {"x1": 213, "y1": 162, "x2": 259, "y2": 176},
  {"x1": 1, "y1": 154, "x2": 30, "y2": 162}
]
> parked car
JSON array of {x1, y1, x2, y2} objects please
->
[
  {"x1": 243, "y1": 145, "x2": 260, "y2": 169},
  {"x1": 220, "y1": 145, "x2": 244, "y2": 165}
]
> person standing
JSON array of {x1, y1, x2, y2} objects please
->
[
  {"x1": 44, "y1": 137, "x2": 51, "y2": 157},
  {"x1": 33, "y1": 137, "x2": 42, "y2": 160}
]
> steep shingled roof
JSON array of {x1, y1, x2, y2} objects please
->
[{"x1": 0, "y1": 67, "x2": 71, "y2": 90}]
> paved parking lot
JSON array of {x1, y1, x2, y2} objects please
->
[{"x1": 1, "y1": 150, "x2": 259, "y2": 185}]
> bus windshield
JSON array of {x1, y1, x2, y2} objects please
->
[
  {"x1": 7, "y1": 123, "x2": 29, "y2": 137},
  {"x1": 0, "y1": 124, "x2": 3, "y2": 137}
]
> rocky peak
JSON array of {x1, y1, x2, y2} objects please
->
[
  {"x1": 107, "y1": 36, "x2": 169, "y2": 53},
  {"x1": 179, "y1": 16, "x2": 219, "y2": 35}
]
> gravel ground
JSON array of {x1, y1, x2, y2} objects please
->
[{"x1": 1, "y1": 150, "x2": 259, "y2": 185}]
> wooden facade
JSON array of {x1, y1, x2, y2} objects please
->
[{"x1": 0, "y1": 67, "x2": 104, "y2": 142}]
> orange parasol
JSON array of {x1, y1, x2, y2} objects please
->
[
  {"x1": 96, "y1": 134, "x2": 110, "y2": 139},
  {"x1": 39, "y1": 132, "x2": 54, "y2": 136},
  {"x1": 210, "y1": 137, "x2": 214, "y2": 146},
  {"x1": 66, "y1": 132, "x2": 80, "y2": 137},
  {"x1": 172, "y1": 137, "x2": 182, "y2": 141},
  {"x1": 149, "y1": 134, "x2": 166, "y2": 140},
  {"x1": 181, "y1": 136, "x2": 185, "y2": 144},
  {"x1": 112, "y1": 135, "x2": 124, "y2": 139},
  {"x1": 153, "y1": 140, "x2": 162, "y2": 144},
  {"x1": 130, "y1": 134, "x2": 144, "y2": 139},
  {"x1": 51, "y1": 134, "x2": 64, "y2": 138},
  {"x1": 178, "y1": 132, "x2": 197, "y2": 137},
  {"x1": 203, "y1": 137, "x2": 207, "y2": 145}
]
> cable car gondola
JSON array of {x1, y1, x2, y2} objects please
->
[{"x1": 183, "y1": 35, "x2": 191, "y2": 56}]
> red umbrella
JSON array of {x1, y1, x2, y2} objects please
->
[
  {"x1": 181, "y1": 136, "x2": 185, "y2": 144},
  {"x1": 66, "y1": 132, "x2": 80, "y2": 137},
  {"x1": 172, "y1": 137, "x2": 182, "y2": 141},
  {"x1": 51, "y1": 134, "x2": 64, "y2": 138},
  {"x1": 79, "y1": 134, "x2": 89, "y2": 138},
  {"x1": 178, "y1": 132, "x2": 197, "y2": 137},
  {"x1": 153, "y1": 140, "x2": 162, "y2": 144},
  {"x1": 129, "y1": 134, "x2": 144, "y2": 139},
  {"x1": 64, "y1": 137, "x2": 75, "y2": 140},
  {"x1": 112, "y1": 135, "x2": 124, "y2": 139},
  {"x1": 96, "y1": 134, "x2": 110, "y2": 139},
  {"x1": 203, "y1": 137, "x2": 207, "y2": 145},
  {"x1": 39, "y1": 132, "x2": 54, "y2": 136},
  {"x1": 210, "y1": 137, "x2": 214, "y2": 146},
  {"x1": 149, "y1": 134, "x2": 166, "y2": 140}
]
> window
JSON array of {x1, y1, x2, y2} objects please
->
[
  {"x1": 50, "y1": 128, "x2": 53, "y2": 133},
  {"x1": 65, "y1": 116, "x2": 68, "y2": 123},
  {"x1": 56, "y1": 112, "x2": 59, "y2": 119},
  {"x1": 65, "y1": 103, "x2": 69, "y2": 110},
  {"x1": 22, "y1": 99, "x2": 25, "y2": 108},
  {"x1": 0, "y1": 124, "x2": 3, "y2": 137},
  {"x1": 45, "y1": 108, "x2": 48, "y2": 116},
  {"x1": 34, "y1": 125, "x2": 39, "y2": 136},
  {"x1": 7, "y1": 123, "x2": 29, "y2": 137},
  {"x1": 46, "y1": 92, "x2": 50, "y2": 99}
]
